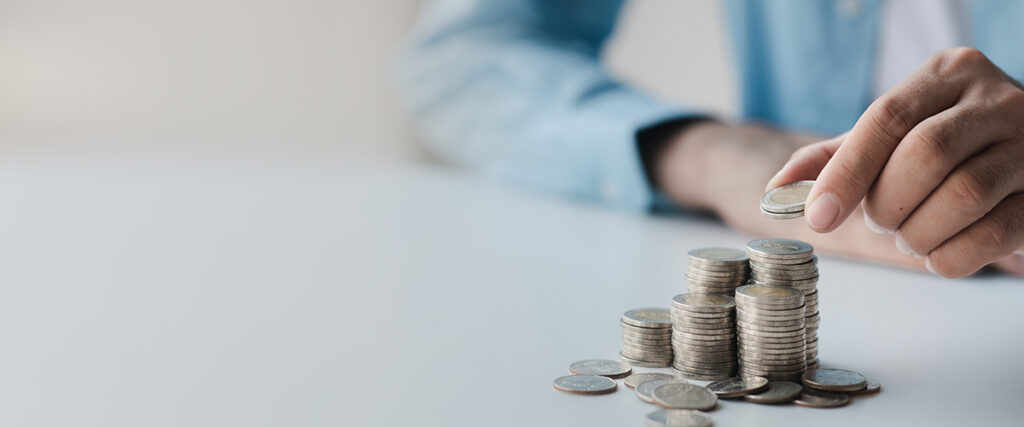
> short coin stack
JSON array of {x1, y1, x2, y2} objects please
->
[
  {"x1": 760, "y1": 180, "x2": 814, "y2": 219},
  {"x1": 669, "y1": 293, "x2": 737, "y2": 380},
  {"x1": 734, "y1": 284, "x2": 807, "y2": 381},
  {"x1": 685, "y1": 248, "x2": 751, "y2": 295},
  {"x1": 746, "y1": 238, "x2": 820, "y2": 368},
  {"x1": 620, "y1": 308, "x2": 674, "y2": 368}
]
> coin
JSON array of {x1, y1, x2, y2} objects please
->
[
  {"x1": 688, "y1": 247, "x2": 748, "y2": 263},
  {"x1": 623, "y1": 308, "x2": 674, "y2": 328},
  {"x1": 743, "y1": 380, "x2": 802, "y2": 403},
  {"x1": 652, "y1": 382, "x2": 718, "y2": 411},
  {"x1": 621, "y1": 353, "x2": 674, "y2": 368},
  {"x1": 849, "y1": 378, "x2": 881, "y2": 395},
  {"x1": 637, "y1": 379, "x2": 678, "y2": 403},
  {"x1": 760, "y1": 209, "x2": 804, "y2": 219},
  {"x1": 645, "y1": 409, "x2": 713, "y2": 427},
  {"x1": 624, "y1": 372, "x2": 676, "y2": 389},
  {"x1": 552, "y1": 374, "x2": 617, "y2": 395},
  {"x1": 672, "y1": 294, "x2": 736, "y2": 312},
  {"x1": 707, "y1": 376, "x2": 769, "y2": 397},
  {"x1": 569, "y1": 359, "x2": 632, "y2": 379},
  {"x1": 801, "y1": 369, "x2": 867, "y2": 392},
  {"x1": 761, "y1": 180, "x2": 814, "y2": 213},
  {"x1": 735, "y1": 285, "x2": 804, "y2": 306},
  {"x1": 746, "y1": 239, "x2": 813, "y2": 258},
  {"x1": 793, "y1": 388, "x2": 851, "y2": 408}
]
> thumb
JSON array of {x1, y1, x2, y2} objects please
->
[{"x1": 765, "y1": 133, "x2": 847, "y2": 191}]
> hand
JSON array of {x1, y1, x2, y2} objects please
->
[
  {"x1": 653, "y1": 122, "x2": 926, "y2": 271},
  {"x1": 768, "y1": 47, "x2": 1024, "y2": 278}
]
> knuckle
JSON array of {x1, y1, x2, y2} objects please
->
[
  {"x1": 946, "y1": 168, "x2": 992, "y2": 208},
  {"x1": 931, "y1": 47, "x2": 987, "y2": 76},
  {"x1": 905, "y1": 123, "x2": 952, "y2": 167},
  {"x1": 871, "y1": 96, "x2": 916, "y2": 137},
  {"x1": 975, "y1": 219, "x2": 1011, "y2": 251}
]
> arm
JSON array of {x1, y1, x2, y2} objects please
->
[{"x1": 394, "y1": 0, "x2": 698, "y2": 209}]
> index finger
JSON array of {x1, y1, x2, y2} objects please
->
[{"x1": 806, "y1": 50, "x2": 974, "y2": 233}]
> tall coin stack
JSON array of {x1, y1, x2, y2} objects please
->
[
  {"x1": 669, "y1": 293, "x2": 737, "y2": 380},
  {"x1": 685, "y1": 248, "x2": 751, "y2": 295},
  {"x1": 619, "y1": 308, "x2": 674, "y2": 368},
  {"x1": 734, "y1": 284, "x2": 807, "y2": 381},
  {"x1": 745, "y1": 238, "x2": 820, "y2": 368}
]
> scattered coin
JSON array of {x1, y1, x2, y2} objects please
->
[
  {"x1": 569, "y1": 359, "x2": 632, "y2": 379},
  {"x1": 637, "y1": 379, "x2": 680, "y2": 404},
  {"x1": 552, "y1": 374, "x2": 617, "y2": 395},
  {"x1": 707, "y1": 376, "x2": 770, "y2": 397},
  {"x1": 645, "y1": 409, "x2": 713, "y2": 427},
  {"x1": 743, "y1": 381, "x2": 803, "y2": 404},
  {"x1": 801, "y1": 369, "x2": 867, "y2": 392},
  {"x1": 652, "y1": 382, "x2": 718, "y2": 411},
  {"x1": 625, "y1": 372, "x2": 676, "y2": 389},
  {"x1": 849, "y1": 378, "x2": 881, "y2": 396},
  {"x1": 793, "y1": 388, "x2": 851, "y2": 408},
  {"x1": 761, "y1": 181, "x2": 814, "y2": 218}
]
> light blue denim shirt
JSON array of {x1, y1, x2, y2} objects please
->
[{"x1": 395, "y1": 0, "x2": 1023, "y2": 211}]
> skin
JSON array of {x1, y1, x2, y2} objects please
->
[{"x1": 655, "y1": 48, "x2": 1024, "y2": 277}]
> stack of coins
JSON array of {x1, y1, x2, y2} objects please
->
[
  {"x1": 620, "y1": 308, "x2": 674, "y2": 367},
  {"x1": 760, "y1": 180, "x2": 813, "y2": 219},
  {"x1": 685, "y1": 248, "x2": 751, "y2": 295},
  {"x1": 745, "y1": 239, "x2": 820, "y2": 368},
  {"x1": 734, "y1": 284, "x2": 806, "y2": 381},
  {"x1": 669, "y1": 293, "x2": 737, "y2": 380}
]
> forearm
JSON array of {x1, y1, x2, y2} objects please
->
[{"x1": 652, "y1": 122, "x2": 813, "y2": 216}]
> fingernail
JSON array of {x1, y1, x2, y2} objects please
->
[
  {"x1": 863, "y1": 211, "x2": 895, "y2": 235},
  {"x1": 806, "y1": 192, "x2": 840, "y2": 231},
  {"x1": 925, "y1": 256, "x2": 939, "y2": 276},
  {"x1": 893, "y1": 230, "x2": 924, "y2": 258}
]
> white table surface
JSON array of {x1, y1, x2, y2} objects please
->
[{"x1": 0, "y1": 155, "x2": 1021, "y2": 426}]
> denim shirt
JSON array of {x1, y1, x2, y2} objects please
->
[{"x1": 395, "y1": 0, "x2": 1023, "y2": 210}]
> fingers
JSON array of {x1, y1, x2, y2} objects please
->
[
  {"x1": 991, "y1": 253, "x2": 1024, "y2": 276},
  {"x1": 895, "y1": 141, "x2": 1024, "y2": 257},
  {"x1": 806, "y1": 48, "x2": 985, "y2": 233},
  {"x1": 765, "y1": 135, "x2": 845, "y2": 191},
  {"x1": 863, "y1": 102, "x2": 1017, "y2": 232},
  {"x1": 925, "y1": 193, "x2": 1024, "y2": 278}
]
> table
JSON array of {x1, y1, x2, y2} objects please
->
[{"x1": 0, "y1": 155, "x2": 1020, "y2": 426}]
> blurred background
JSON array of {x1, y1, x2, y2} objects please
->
[{"x1": 0, "y1": 1, "x2": 736, "y2": 160}]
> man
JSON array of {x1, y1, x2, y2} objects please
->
[{"x1": 395, "y1": 0, "x2": 1024, "y2": 278}]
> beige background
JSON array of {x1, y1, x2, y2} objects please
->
[{"x1": 0, "y1": 1, "x2": 735, "y2": 159}]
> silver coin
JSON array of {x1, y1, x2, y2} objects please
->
[
  {"x1": 736, "y1": 306, "x2": 806, "y2": 318},
  {"x1": 652, "y1": 382, "x2": 719, "y2": 410},
  {"x1": 750, "y1": 257, "x2": 817, "y2": 270},
  {"x1": 674, "y1": 370, "x2": 733, "y2": 381},
  {"x1": 552, "y1": 374, "x2": 617, "y2": 395},
  {"x1": 746, "y1": 239, "x2": 814, "y2": 258},
  {"x1": 569, "y1": 359, "x2": 632, "y2": 379},
  {"x1": 801, "y1": 368, "x2": 867, "y2": 392},
  {"x1": 674, "y1": 317, "x2": 736, "y2": 327},
  {"x1": 622, "y1": 349, "x2": 675, "y2": 360},
  {"x1": 793, "y1": 388, "x2": 851, "y2": 408},
  {"x1": 623, "y1": 308, "x2": 673, "y2": 328},
  {"x1": 736, "y1": 328, "x2": 805, "y2": 339},
  {"x1": 735, "y1": 286, "x2": 804, "y2": 305},
  {"x1": 687, "y1": 267, "x2": 750, "y2": 279},
  {"x1": 688, "y1": 247, "x2": 748, "y2": 263},
  {"x1": 637, "y1": 379, "x2": 680, "y2": 403},
  {"x1": 737, "y1": 317, "x2": 805, "y2": 328},
  {"x1": 620, "y1": 353, "x2": 673, "y2": 368},
  {"x1": 761, "y1": 181, "x2": 814, "y2": 213},
  {"x1": 623, "y1": 337, "x2": 673, "y2": 347},
  {"x1": 707, "y1": 376, "x2": 769, "y2": 397},
  {"x1": 672, "y1": 343, "x2": 737, "y2": 354},
  {"x1": 625, "y1": 372, "x2": 676, "y2": 389},
  {"x1": 670, "y1": 294, "x2": 737, "y2": 312},
  {"x1": 849, "y1": 378, "x2": 881, "y2": 395},
  {"x1": 675, "y1": 325, "x2": 736, "y2": 335},
  {"x1": 761, "y1": 209, "x2": 804, "y2": 219},
  {"x1": 743, "y1": 380, "x2": 802, "y2": 403}
]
